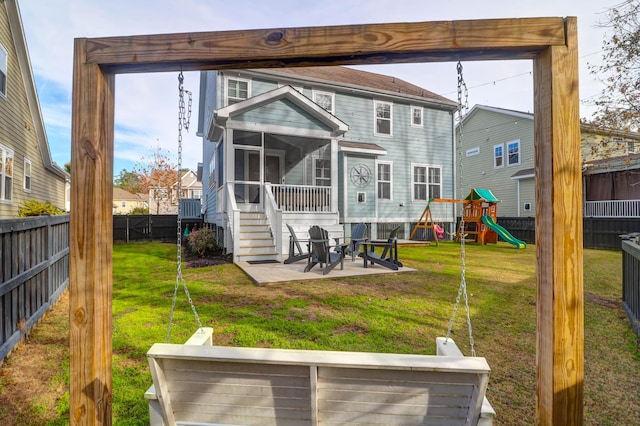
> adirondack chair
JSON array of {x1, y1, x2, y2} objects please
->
[
  {"x1": 304, "y1": 225, "x2": 347, "y2": 275},
  {"x1": 338, "y1": 222, "x2": 368, "y2": 261},
  {"x1": 146, "y1": 328, "x2": 496, "y2": 426},
  {"x1": 360, "y1": 225, "x2": 403, "y2": 270},
  {"x1": 284, "y1": 224, "x2": 310, "y2": 264}
]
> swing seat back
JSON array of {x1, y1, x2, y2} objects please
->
[{"x1": 146, "y1": 333, "x2": 493, "y2": 426}]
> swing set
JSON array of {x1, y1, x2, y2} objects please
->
[{"x1": 70, "y1": 16, "x2": 584, "y2": 426}]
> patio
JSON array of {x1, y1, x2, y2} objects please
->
[{"x1": 236, "y1": 239, "x2": 422, "y2": 284}]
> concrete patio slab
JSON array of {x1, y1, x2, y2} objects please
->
[{"x1": 236, "y1": 258, "x2": 416, "y2": 285}]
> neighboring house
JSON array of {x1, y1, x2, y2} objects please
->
[
  {"x1": 456, "y1": 105, "x2": 535, "y2": 218},
  {"x1": 197, "y1": 66, "x2": 457, "y2": 262},
  {"x1": 0, "y1": 0, "x2": 68, "y2": 218},
  {"x1": 149, "y1": 169, "x2": 203, "y2": 216},
  {"x1": 457, "y1": 104, "x2": 640, "y2": 218},
  {"x1": 112, "y1": 187, "x2": 147, "y2": 215}
]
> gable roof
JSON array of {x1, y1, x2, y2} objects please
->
[
  {"x1": 113, "y1": 187, "x2": 144, "y2": 201},
  {"x1": 459, "y1": 104, "x2": 534, "y2": 128},
  {"x1": 249, "y1": 66, "x2": 456, "y2": 109},
  {"x1": 211, "y1": 85, "x2": 349, "y2": 140},
  {"x1": 4, "y1": 0, "x2": 67, "y2": 180}
]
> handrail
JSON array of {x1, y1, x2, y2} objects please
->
[
  {"x1": 224, "y1": 183, "x2": 240, "y2": 260},
  {"x1": 263, "y1": 183, "x2": 283, "y2": 259}
]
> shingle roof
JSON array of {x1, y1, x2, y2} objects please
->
[{"x1": 256, "y1": 66, "x2": 455, "y2": 106}]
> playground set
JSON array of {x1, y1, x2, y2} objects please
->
[{"x1": 410, "y1": 188, "x2": 526, "y2": 249}]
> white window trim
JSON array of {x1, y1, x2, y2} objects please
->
[
  {"x1": 411, "y1": 163, "x2": 442, "y2": 202},
  {"x1": 374, "y1": 100, "x2": 393, "y2": 137},
  {"x1": 23, "y1": 157, "x2": 32, "y2": 192},
  {"x1": 312, "y1": 89, "x2": 335, "y2": 114},
  {"x1": 506, "y1": 139, "x2": 521, "y2": 166},
  {"x1": 375, "y1": 160, "x2": 393, "y2": 201},
  {"x1": 357, "y1": 191, "x2": 366, "y2": 204},
  {"x1": 493, "y1": 143, "x2": 504, "y2": 168},
  {"x1": 0, "y1": 42, "x2": 7, "y2": 99},
  {"x1": 0, "y1": 142, "x2": 14, "y2": 202},
  {"x1": 224, "y1": 75, "x2": 251, "y2": 106},
  {"x1": 410, "y1": 105, "x2": 423, "y2": 128}
]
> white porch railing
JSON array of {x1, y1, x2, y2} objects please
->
[
  {"x1": 263, "y1": 184, "x2": 283, "y2": 258},
  {"x1": 270, "y1": 184, "x2": 331, "y2": 212},
  {"x1": 584, "y1": 200, "x2": 640, "y2": 217}
]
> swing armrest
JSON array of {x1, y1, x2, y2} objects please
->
[
  {"x1": 146, "y1": 327, "x2": 214, "y2": 426},
  {"x1": 436, "y1": 337, "x2": 496, "y2": 425}
]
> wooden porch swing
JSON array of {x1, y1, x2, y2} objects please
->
[{"x1": 70, "y1": 16, "x2": 584, "y2": 426}]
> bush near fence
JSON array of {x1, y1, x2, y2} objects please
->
[{"x1": 0, "y1": 215, "x2": 70, "y2": 361}]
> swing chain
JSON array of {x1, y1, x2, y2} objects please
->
[
  {"x1": 167, "y1": 71, "x2": 202, "y2": 343},
  {"x1": 445, "y1": 61, "x2": 475, "y2": 357}
]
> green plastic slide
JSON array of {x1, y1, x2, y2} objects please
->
[{"x1": 481, "y1": 216, "x2": 526, "y2": 249}]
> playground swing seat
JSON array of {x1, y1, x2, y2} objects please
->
[{"x1": 145, "y1": 67, "x2": 496, "y2": 426}]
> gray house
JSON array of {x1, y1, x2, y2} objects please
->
[
  {"x1": 456, "y1": 105, "x2": 535, "y2": 218},
  {"x1": 197, "y1": 66, "x2": 457, "y2": 262}
]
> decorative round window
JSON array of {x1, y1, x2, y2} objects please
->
[{"x1": 350, "y1": 163, "x2": 371, "y2": 188}]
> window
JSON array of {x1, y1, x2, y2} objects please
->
[
  {"x1": 494, "y1": 144, "x2": 504, "y2": 168},
  {"x1": 23, "y1": 157, "x2": 31, "y2": 192},
  {"x1": 225, "y1": 77, "x2": 250, "y2": 105},
  {"x1": 376, "y1": 161, "x2": 392, "y2": 200},
  {"x1": 315, "y1": 159, "x2": 331, "y2": 186},
  {"x1": 0, "y1": 144, "x2": 14, "y2": 201},
  {"x1": 412, "y1": 164, "x2": 441, "y2": 201},
  {"x1": 121, "y1": 201, "x2": 126, "y2": 208},
  {"x1": 507, "y1": 140, "x2": 520, "y2": 166},
  {"x1": 0, "y1": 43, "x2": 6, "y2": 97},
  {"x1": 374, "y1": 100, "x2": 392, "y2": 136},
  {"x1": 313, "y1": 90, "x2": 334, "y2": 114},
  {"x1": 357, "y1": 192, "x2": 366, "y2": 204},
  {"x1": 411, "y1": 106, "x2": 423, "y2": 127},
  {"x1": 524, "y1": 202, "x2": 532, "y2": 212}
]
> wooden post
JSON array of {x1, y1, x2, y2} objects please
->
[
  {"x1": 533, "y1": 17, "x2": 584, "y2": 425},
  {"x1": 70, "y1": 38, "x2": 115, "y2": 425},
  {"x1": 69, "y1": 18, "x2": 584, "y2": 424}
]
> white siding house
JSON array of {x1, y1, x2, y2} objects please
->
[{"x1": 197, "y1": 66, "x2": 457, "y2": 262}]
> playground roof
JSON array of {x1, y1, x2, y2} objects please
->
[{"x1": 465, "y1": 188, "x2": 501, "y2": 203}]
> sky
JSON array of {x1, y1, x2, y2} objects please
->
[{"x1": 16, "y1": 0, "x2": 616, "y2": 175}]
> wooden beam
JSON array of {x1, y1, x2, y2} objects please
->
[
  {"x1": 70, "y1": 37, "x2": 115, "y2": 425},
  {"x1": 86, "y1": 18, "x2": 567, "y2": 73},
  {"x1": 533, "y1": 17, "x2": 584, "y2": 425},
  {"x1": 70, "y1": 16, "x2": 584, "y2": 425}
]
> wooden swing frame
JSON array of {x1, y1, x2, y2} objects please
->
[{"x1": 70, "y1": 17, "x2": 583, "y2": 425}]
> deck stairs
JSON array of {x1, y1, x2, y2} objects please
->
[{"x1": 236, "y1": 211, "x2": 278, "y2": 263}]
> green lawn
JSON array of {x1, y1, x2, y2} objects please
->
[{"x1": 2, "y1": 241, "x2": 638, "y2": 425}]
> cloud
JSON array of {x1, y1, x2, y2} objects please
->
[{"x1": 18, "y1": 0, "x2": 613, "y2": 174}]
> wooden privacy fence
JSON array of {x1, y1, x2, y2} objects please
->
[
  {"x1": 113, "y1": 215, "x2": 203, "y2": 242},
  {"x1": 0, "y1": 215, "x2": 70, "y2": 361},
  {"x1": 621, "y1": 238, "x2": 640, "y2": 339}
]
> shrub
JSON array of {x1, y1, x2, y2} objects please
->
[
  {"x1": 129, "y1": 206, "x2": 149, "y2": 215},
  {"x1": 186, "y1": 227, "x2": 222, "y2": 257},
  {"x1": 18, "y1": 200, "x2": 65, "y2": 217}
]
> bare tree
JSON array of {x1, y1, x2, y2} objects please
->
[{"x1": 588, "y1": 0, "x2": 640, "y2": 132}]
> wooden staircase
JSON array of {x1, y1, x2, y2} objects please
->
[{"x1": 236, "y1": 211, "x2": 278, "y2": 263}]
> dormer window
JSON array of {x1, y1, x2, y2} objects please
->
[
  {"x1": 225, "y1": 76, "x2": 250, "y2": 105},
  {"x1": 313, "y1": 90, "x2": 334, "y2": 114}
]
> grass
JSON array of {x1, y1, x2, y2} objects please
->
[{"x1": 0, "y1": 241, "x2": 638, "y2": 425}]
